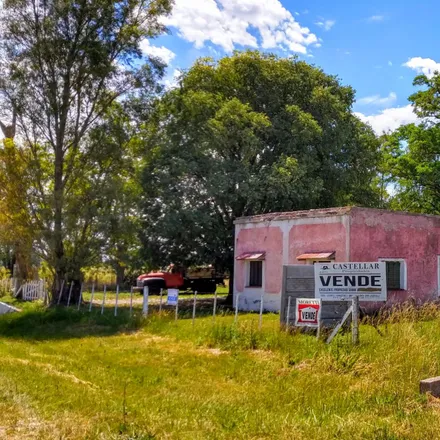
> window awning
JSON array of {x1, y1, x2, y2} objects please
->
[
  {"x1": 296, "y1": 252, "x2": 335, "y2": 261},
  {"x1": 236, "y1": 252, "x2": 266, "y2": 261}
]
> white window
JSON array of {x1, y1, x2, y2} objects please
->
[
  {"x1": 379, "y1": 258, "x2": 407, "y2": 290},
  {"x1": 246, "y1": 260, "x2": 263, "y2": 288}
]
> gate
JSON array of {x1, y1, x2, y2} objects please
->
[{"x1": 16, "y1": 280, "x2": 46, "y2": 301}]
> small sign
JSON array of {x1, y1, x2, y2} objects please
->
[
  {"x1": 314, "y1": 262, "x2": 387, "y2": 301},
  {"x1": 167, "y1": 288, "x2": 179, "y2": 305},
  {"x1": 295, "y1": 298, "x2": 321, "y2": 328}
]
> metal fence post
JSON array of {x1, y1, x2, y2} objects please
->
[
  {"x1": 89, "y1": 283, "x2": 95, "y2": 312},
  {"x1": 234, "y1": 293, "x2": 240, "y2": 324},
  {"x1": 129, "y1": 286, "x2": 133, "y2": 317},
  {"x1": 57, "y1": 280, "x2": 65, "y2": 305},
  {"x1": 175, "y1": 295, "x2": 179, "y2": 321},
  {"x1": 114, "y1": 285, "x2": 119, "y2": 317},
  {"x1": 192, "y1": 291, "x2": 197, "y2": 327},
  {"x1": 258, "y1": 293, "x2": 264, "y2": 330},
  {"x1": 101, "y1": 285, "x2": 107, "y2": 315},
  {"x1": 143, "y1": 286, "x2": 149, "y2": 316},
  {"x1": 213, "y1": 290, "x2": 218, "y2": 322},
  {"x1": 66, "y1": 282, "x2": 73, "y2": 307},
  {"x1": 77, "y1": 283, "x2": 83, "y2": 310}
]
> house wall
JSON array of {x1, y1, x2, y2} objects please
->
[
  {"x1": 234, "y1": 215, "x2": 349, "y2": 311},
  {"x1": 349, "y1": 208, "x2": 440, "y2": 306}
]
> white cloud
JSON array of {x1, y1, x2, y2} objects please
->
[
  {"x1": 357, "y1": 92, "x2": 397, "y2": 107},
  {"x1": 368, "y1": 15, "x2": 384, "y2": 22},
  {"x1": 163, "y1": 0, "x2": 319, "y2": 54},
  {"x1": 315, "y1": 19, "x2": 335, "y2": 31},
  {"x1": 140, "y1": 40, "x2": 176, "y2": 64},
  {"x1": 404, "y1": 57, "x2": 440, "y2": 78},
  {"x1": 163, "y1": 69, "x2": 181, "y2": 90},
  {"x1": 388, "y1": 60, "x2": 392, "y2": 66},
  {"x1": 355, "y1": 105, "x2": 420, "y2": 134}
]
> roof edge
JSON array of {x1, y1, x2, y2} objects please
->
[
  {"x1": 234, "y1": 206, "x2": 440, "y2": 225},
  {"x1": 234, "y1": 206, "x2": 353, "y2": 224}
]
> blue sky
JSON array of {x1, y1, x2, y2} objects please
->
[{"x1": 140, "y1": 0, "x2": 440, "y2": 134}]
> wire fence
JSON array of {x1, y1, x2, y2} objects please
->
[{"x1": 53, "y1": 284, "x2": 265, "y2": 327}]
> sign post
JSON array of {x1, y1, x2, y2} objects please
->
[
  {"x1": 286, "y1": 296, "x2": 291, "y2": 329},
  {"x1": 295, "y1": 298, "x2": 322, "y2": 337},
  {"x1": 314, "y1": 262, "x2": 387, "y2": 344},
  {"x1": 167, "y1": 288, "x2": 179, "y2": 321},
  {"x1": 352, "y1": 296, "x2": 359, "y2": 345}
]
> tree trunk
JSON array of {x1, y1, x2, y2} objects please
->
[
  {"x1": 56, "y1": 279, "x2": 82, "y2": 305},
  {"x1": 52, "y1": 145, "x2": 66, "y2": 303},
  {"x1": 115, "y1": 262, "x2": 125, "y2": 287},
  {"x1": 14, "y1": 242, "x2": 31, "y2": 280}
]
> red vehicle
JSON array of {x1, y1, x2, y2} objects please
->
[{"x1": 135, "y1": 264, "x2": 225, "y2": 294}]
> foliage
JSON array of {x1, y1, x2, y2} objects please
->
[
  {"x1": 88, "y1": 104, "x2": 146, "y2": 285},
  {"x1": 0, "y1": 138, "x2": 35, "y2": 278},
  {"x1": 0, "y1": 0, "x2": 172, "y2": 300},
  {"x1": 140, "y1": 51, "x2": 381, "y2": 280},
  {"x1": 380, "y1": 72, "x2": 440, "y2": 214}
]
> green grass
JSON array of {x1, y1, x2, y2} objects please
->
[{"x1": 1, "y1": 298, "x2": 440, "y2": 439}]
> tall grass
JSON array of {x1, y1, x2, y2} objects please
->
[{"x1": 2, "y1": 299, "x2": 440, "y2": 439}]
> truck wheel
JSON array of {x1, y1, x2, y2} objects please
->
[
  {"x1": 144, "y1": 279, "x2": 166, "y2": 295},
  {"x1": 207, "y1": 280, "x2": 217, "y2": 293},
  {"x1": 192, "y1": 279, "x2": 216, "y2": 294}
]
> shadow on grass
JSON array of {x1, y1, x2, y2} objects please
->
[
  {"x1": 0, "y1": 297, "x2": 231, "y2": 341},
  {"x1": 0, "y1": 305, "x2": 144, "y2": 341}
]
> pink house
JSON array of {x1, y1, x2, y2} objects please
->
[{"x1": 234, "y1": 207, "x2": 440, "y2": 311}]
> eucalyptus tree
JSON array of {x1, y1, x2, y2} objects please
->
[{"x1": 0, "y1": 0, "x2": 172, "y2": 301}]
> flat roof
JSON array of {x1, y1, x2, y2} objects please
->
[
  {"x1": 234, "y1": 206, "x2": 353, "y2": 224},
  {"x1": 234, "y1": 206, "x2": 440, "y2": 225}
]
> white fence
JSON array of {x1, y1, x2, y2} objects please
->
[{"x1": 15, "y1": 280, "x2": 47, "y2": 301}]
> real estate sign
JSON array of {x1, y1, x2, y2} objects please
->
[
  {"x1": 167, "y1": 288, "x2": 179, "y2": 305},
  {"x1": 295, "y1": 298, "x2": 321, "y2": 328},
  {"x1": 314, "y1": 262, "x2": 387, "y2": 301}
]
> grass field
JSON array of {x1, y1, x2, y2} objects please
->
[{"x1": 1, "y1": 296, "x2": 440, "y2": 439}]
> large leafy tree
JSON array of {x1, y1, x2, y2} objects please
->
[
  {"x1": 381, "y1": 72, "x2": 440, "y2": 214},
  {"x1": 140, "y1": 51, "x2": 381, "y2": 296},
  {"x1": 0, "y1": 0, "x2": 172, "y2": 301}
]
